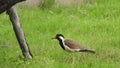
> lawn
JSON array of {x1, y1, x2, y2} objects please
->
[{"x1": 0, "y1": 0, "x2": 120, "y2": 68}]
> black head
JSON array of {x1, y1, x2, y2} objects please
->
[
  {"x1": 52, "y1": 34, "x2": 64, "y2": 40},
  {"x1": 52, "y1": 34, "x2": 65, "y2": 50}
]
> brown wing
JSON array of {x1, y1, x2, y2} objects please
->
[{"x1": 64, "y1": 39, "x2": 87, "y2": 49}]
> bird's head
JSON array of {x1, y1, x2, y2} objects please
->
[{"x1": 52, "y1": 34, "x2": 65, "y2": 40}]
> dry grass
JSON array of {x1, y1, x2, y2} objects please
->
[
  {"x1": 55, "y1": 0, "x2": 84, "y2": 7},
  {"x1": 18, "y1": 0, "x2": 86, "y2": 7}
]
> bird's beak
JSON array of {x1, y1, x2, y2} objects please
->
[{"x1": 52, "y1": 36, "x2": 56, "y2": 39}]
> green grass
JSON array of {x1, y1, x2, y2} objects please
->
[{"x1": 0, "y1": 0, "x2": 120, "y2": 68}]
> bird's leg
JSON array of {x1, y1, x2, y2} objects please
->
[{"x1": 71, "y1": 53, "x2": 75, "y2": 68}]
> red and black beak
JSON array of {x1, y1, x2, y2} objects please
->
[{"x1": 52, "y1": 36, "x2": 56, "y2": 39}]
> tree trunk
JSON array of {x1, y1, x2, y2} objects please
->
[
  {"x1": 0, "y1": 0, "x2": 25, "y2": 14},
  {"x1": 7, "y1": 6, "x2": 33, "y2": 60}
]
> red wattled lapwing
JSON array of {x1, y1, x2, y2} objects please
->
[{"x1": 52, "y1": 34, "x2": 95, "y2": 54}]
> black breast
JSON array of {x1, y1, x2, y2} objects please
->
[{"x1": 58, "y1": 39, "x2": 65, "y2": 50}]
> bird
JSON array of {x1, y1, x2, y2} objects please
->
[{"x1": 52, "y1": 34, "x2": 95, "y2": 54}]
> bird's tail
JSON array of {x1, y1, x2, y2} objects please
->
[{"x1": 79, "y1": 49, "x2": 95, "y2": 54}]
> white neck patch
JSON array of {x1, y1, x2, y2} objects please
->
[
  {"x1": 59, "y1": 36, "x2": 65, "y2": 41},
  {"x1": 59, "y1": 36, "x2": 66, "y2": 47}
]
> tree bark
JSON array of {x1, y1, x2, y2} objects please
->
[
  {"x1": 7, "y1": 6, "x2": 33, "y2": 60},
  {"x1": 0, "y1": 0, "x2": 25, "y2": 14}
]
